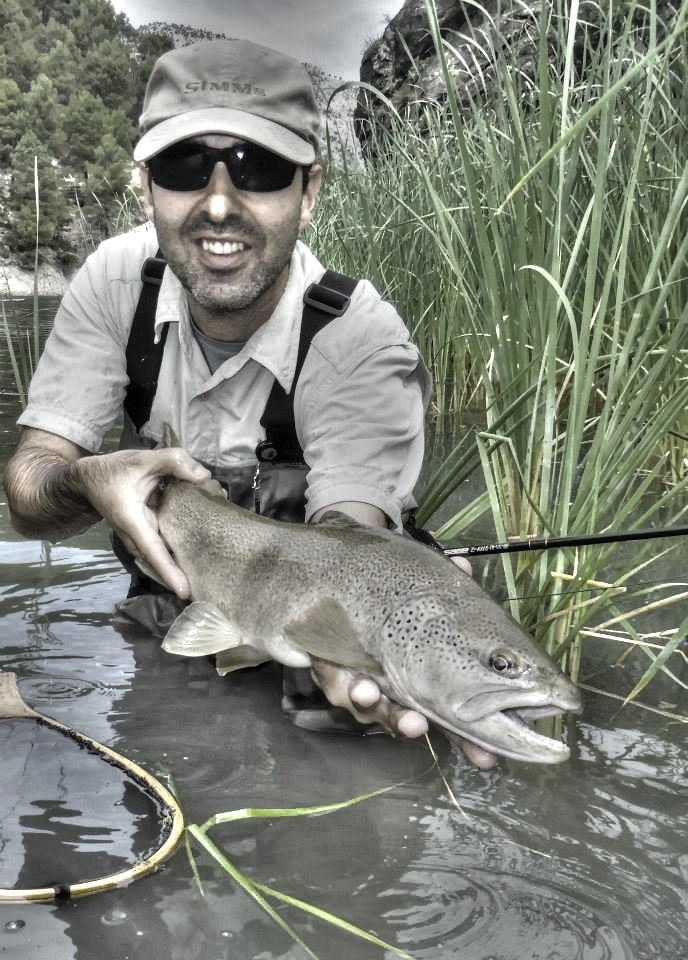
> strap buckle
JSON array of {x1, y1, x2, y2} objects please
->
[
  {"x1": 140, "y1": 256, "x2": 167, "y2": 287},
  {"x1": 303, "y1": 281, "x2": 351, "y2": 317}
]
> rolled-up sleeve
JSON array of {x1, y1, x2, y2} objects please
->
[
  {"x1": 18, "y1": 234, "x2": 154, "y2": 451},
  {"x1": 295, "y1": 282, "x2": 432, "y2": 530}
]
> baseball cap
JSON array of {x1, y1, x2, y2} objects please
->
[{"x1": 134, "y1": 39, "x2": 321, "y2": 165}]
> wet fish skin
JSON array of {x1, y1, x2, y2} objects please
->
[{"x1": 156, "y1": 477, "x2": 582, "y2": 763}]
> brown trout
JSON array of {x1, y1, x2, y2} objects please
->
[{"x1": 154, "y1": 477, "x2": 581, "y2": 763}]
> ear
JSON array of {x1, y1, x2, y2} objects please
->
[
  {"x1": 137, "y1": 164, "x2": 155, "y2": 221},
  {"x1": 299, "y1": 164, "x2": 322, "y2": 232}
]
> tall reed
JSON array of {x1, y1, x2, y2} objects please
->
[
  {"x1": 2, "y1": 156, "x2": 43, "y2": 409},
  {"x1": 313, "y1": 0, "x2": 688, "y2": 698}
]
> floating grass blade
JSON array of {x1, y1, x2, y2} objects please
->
[
  {"x1": 187, "y1": 824, "x2": 319, "y2": 960},
  {"x1": 186, "y1": 784, "x2": 417, "y2": 960}
]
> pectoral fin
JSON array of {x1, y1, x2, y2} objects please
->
[
  {"x1": 162, "y1": 601, "x2": 245, "y2": 657},
  {"x1": 216, "y1": 647, "x2": 272, "y2": 674},
  {"x1": 283, "y1": 598, "x2": 382, "y2": 674}
]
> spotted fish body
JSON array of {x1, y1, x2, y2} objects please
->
[{"x1": 157, "y1": 478, "x2": 581, "y2": 763}]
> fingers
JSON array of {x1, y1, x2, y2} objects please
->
[
  {"x1": 310, "y1": 659, "x2": 499, "y2": 768},
  {"x1": 445, "y1": 733, "x2": 499, "y2": 770},
  {"x1": 76, "y1": 447, "x2": 210, "y2": 598},
  {"x1": 310, "y1": 659, "x2": 429, "y2": 739},
  {"x1": 129, "y1": 527, "x2": 192, "y2": 599},
  {"x1": 348, "y1": 675, "x2": 429, "y2": 738},
  {"x1": 155, "y1": 447, "x2": 212, "y2": 484}
]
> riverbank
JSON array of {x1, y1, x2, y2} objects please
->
[{"x1": 0, "y1": 259, "x2": 69, "y2": 298}]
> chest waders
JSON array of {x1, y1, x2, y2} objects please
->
[{"x1": 114, "y1": 253, "x2": 358, "y2": 596}]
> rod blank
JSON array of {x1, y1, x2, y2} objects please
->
[{"x1": 443, "y1": 525, "x2": 688, "y2": 557}]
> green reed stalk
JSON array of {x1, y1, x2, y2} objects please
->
[
  {"x1": 1, "y1": 156, "x2": 43, "y2": 408},
  {"x1": 31, "y1": 155, "x2": 41, "y2": 368},
  {"x1": 313, "y1": 0, "x2": 688, "y2": 701}
]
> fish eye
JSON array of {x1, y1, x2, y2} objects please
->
[{"x1": 489, "y1": 650, "x2": 517, "y2": 674}]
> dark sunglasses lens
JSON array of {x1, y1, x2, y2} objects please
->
[
  {"x1": 232, "y1": 145, "x2": 297, "y2": 192},
  {"x1": 148, "y1": 144, "x2": 298, "y2": 193},
  {"x1": 148, "y1": 146, "x2": 213, "y2": 191}
]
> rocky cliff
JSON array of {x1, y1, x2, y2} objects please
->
[{"x1": 355, "y1": 0, "x2": 680, "y2": 154}]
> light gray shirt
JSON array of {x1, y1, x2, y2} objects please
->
[{"x1": 19, "y1": 229, "x2": 432, "y2": 529}]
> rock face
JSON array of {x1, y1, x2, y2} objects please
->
[
  {"x1": 355, "y1": 0, "x2": 679, "y2": 154},
  {"x1": 0, "y1": 260, "x2": 69, "y2": 297},
  {"x1": 355, "y1": 0, "x2": 544, "y2": 152}
]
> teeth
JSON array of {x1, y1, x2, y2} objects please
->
[{"x1": 201, "y1": 239, "x2": 246, "y2": 255}]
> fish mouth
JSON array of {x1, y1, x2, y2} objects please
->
[{"x1": 430, "y1": 695, "x2": 582, "y2": 765}]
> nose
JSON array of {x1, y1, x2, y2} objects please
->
[{"x1": 205, "y1": 162, "x2": 240, "y2": 220}]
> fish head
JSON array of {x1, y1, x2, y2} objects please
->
[
  {"x1": 380, "y1": 586, "x2": 582, "y2": 764},
  {"x1": 155, "y1": 475, "x2": 227, "y2": 527}
]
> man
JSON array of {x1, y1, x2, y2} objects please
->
[{"x1": 4, "y1": 39, "x2": 494, "y2": 767}]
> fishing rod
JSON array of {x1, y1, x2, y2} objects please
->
[{"x1": 443, "y1": 524, "x2": 688, "y2": 558}]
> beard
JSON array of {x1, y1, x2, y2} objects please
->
[
  {"x1": 176, "y1": 255, "x2": 291, "y2": 316},
  {"x1": 156, "y1": 213, "x2": 300, "y2": 319}
]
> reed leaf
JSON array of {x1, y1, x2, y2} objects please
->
[
  {"x1": 313, "y1": 0, "x2": 688, "y2": 703},
  {"x1": 186, "y1": 785, "x2": 415, "y2": 960}
]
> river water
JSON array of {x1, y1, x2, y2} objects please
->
[{"x1": 0, "y1": 297, "x2": 686, "y2": 960}]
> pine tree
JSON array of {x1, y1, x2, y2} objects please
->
[
  {"x1": 19, "y1": 74, "x2": 65, "y2": 159},
  {"x1": 39, "y1": 33, "x2": 81, "y2": 102},
  {"x1": 0, "y1": 0, "x2": 170, "y2": 256},
  {"x1": 83, "y1": 38, "x2": 137, "y2": 113},
  {"x1": 80, "y1": 132, "x2": 134, "y2": 232},
  {"x1": 0, "y1": 79, "x2": 23, "y2": 164},
  {"x1": 7, "y1": 131, "x2": 71, "y2": 265}
]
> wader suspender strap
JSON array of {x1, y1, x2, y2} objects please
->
[
  {"x1": 123, "y1": 259, "x2": 358, "y2": 461},
  {"x1": 257, "y1": 269, "x2": 358, "y2": 463},
  {"x1": 124, "y1": 250, "x2": 168, "y2": 430}
]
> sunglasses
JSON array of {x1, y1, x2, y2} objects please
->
[{"x1": 147, "y1": 142, "x2": 299, "y2": 193}]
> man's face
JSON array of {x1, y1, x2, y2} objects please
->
[{"x1": 142, "y1": 135, "x2": 321, "y2": 326}]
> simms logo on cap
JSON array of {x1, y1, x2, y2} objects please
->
[{"x1": 184, "y1": 80, "x2": 267, "y2": 97}]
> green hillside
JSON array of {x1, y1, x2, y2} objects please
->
[{"x1": 0, "y1": 0, "x2": 173, "y2": 267}]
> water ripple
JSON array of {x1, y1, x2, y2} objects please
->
[
  {"x1": 371, "y1": 715, "x2": 687, "y2": 960},
  {"x1": 18, "y1": 674, "x2": 117, "y2": 704},
  {"x1": 385, "y1": 859, "x2": 634, "y2": 959}
]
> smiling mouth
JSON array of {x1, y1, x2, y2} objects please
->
[{"x1": 200, "y1": 239, "x2": 248, "y2": 256}]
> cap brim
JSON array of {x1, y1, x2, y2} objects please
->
[{"x1": 133, "y1": 107, "x2": 316, "y2": 164}]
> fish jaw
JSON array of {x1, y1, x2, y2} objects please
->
[
  {"x1": 394, "y1": 679, "x2": 582, "y2": 764},
  {"x1": 441, "y1": 696, "x2": 580, "y2": 763}
]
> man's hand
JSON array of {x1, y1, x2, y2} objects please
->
[
  {"x1": 309, "y1": 658, "x2": 429, "y2": 737},
  {"x1": 73, "y1": 447, "x2": 210, "y2": 597},
  {"x1": 309, "y1": 658, "x2": 498, "y2": 769},
  {"x1": 4, "y1": 427, "x2": 210, "y2": 598}
]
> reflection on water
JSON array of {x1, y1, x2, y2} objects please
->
[
  {"x1": 0, "y1": 298, "x2": 686, "y2": 960},
  {"x1": 1, "y1": 720, "x2": 165, "y2": 891}
]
